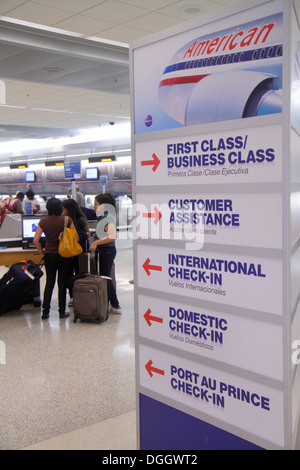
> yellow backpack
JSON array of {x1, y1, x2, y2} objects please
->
[{"x1": 58, "y1": 216, "x2": 83, "y2": 258}]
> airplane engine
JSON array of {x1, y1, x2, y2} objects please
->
[{"x1": 184, "y1": 70, "x2": 282, "y2": 126}]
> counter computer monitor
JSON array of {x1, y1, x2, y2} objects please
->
[
  {"x1": 86, "y1": 167, "x2": 99, "y2": 180},
  {"x1": 25, "y1": 171, "x2": 36, "y2": 182},
  {"x1": 64, "y1": 161, "x2": 81, "y2": 179},
  {"x1": 21, "y1": 215, "x2": 45, "y2": 249}
]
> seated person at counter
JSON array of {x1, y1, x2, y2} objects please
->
[
  {"x1": 5, "y1": 192, "x2": 24, "y2": 214},
  {"x1": 0, "y1": 200, "x2": 7, "y2": 223}
]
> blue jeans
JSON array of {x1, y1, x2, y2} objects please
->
[
  {"x1": 43, "y1": 253, "x2": 73, "y2": 316},
  {"x1": 97, "y1": 245, "x2": 120, "y2": 308}
]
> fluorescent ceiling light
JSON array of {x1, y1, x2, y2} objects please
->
[
  {"x1": 64, "y1": 147, "x2": 131, "y2": 159},
  {"x1": 0, "y1": 122, "x2": 131, "y2": 156},
  {"x1": 0, "y1": 104, "x2": 27, "y2": 109},
  {"x1": 0, "y1": 104, "x2": 128, "y2": 120},
  {"x1": 0, "y1": 15, "x2": 129, "y2": 49}
]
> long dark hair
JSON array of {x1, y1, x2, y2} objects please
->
[
  {"x1": 62, "y1": 198, "x2": 85, "y2": 230},
  {"x1": 94, "y1": 193, "x2": 116, "y2": 209},
  {"x1": 46, "y1": 197, "x2": 62, "y2": 216}
]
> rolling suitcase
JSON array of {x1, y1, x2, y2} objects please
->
[
  {"x1": 77, "y1": 250, "x2": 97, "y2": 275},
  {"x1": 78, "y1": 250, "x2": 114, "y2": 279},
  {"x1": 0, "y1": 259, "x2": 43, "y2": 315},
  {"x1": 73, "y1": 252, "x2": 109, "y2": 324}
]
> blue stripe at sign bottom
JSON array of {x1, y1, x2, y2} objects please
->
[{"x1": 139, "y1": 393, "x2": 264, "y2": 450}]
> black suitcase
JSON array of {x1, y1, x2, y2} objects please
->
[
  {"x1": 22, "y1": 277, "x2": 42, "y2": 307},
  {"x1": 73, "y1": 252, "x2": 109, "y2": 324},
  {"x1": 0, "y1": 260, "x2": 43, "y2": 315}
]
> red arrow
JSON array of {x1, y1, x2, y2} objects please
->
[
  {"x1": 142, "y1": 206, "x2": 162, "y2": 225},
  {"x1": 141, "y1": 153, "x2": 160, "y2": 172},
  {"x1": 143, "y1": 258, "x2": 162, "y2": 276},
  {"x1": 144, "y1": 308, "x2": 163, "y2": 327},
  {"x1": 145, "y1": 359, "x2": 165, "y2": 378}
]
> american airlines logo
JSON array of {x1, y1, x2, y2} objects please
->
[
  {"x1": 158, "y1": 12, "x2": 283, "y2": 126},
  {"x1": 182, "y1": 22, "x2": 276, "y2": 59}
]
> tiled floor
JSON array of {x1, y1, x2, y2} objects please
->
[
  {"x1": 0, "y1": 237, "x2": 136, "y2": 450},
  {"x1": 23, "y1": 411, "x2": 137, "y2": 450},
  {"x1": 2, "y1": 235, "x2": 300, "y2": 450}
]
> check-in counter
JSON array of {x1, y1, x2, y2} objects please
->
[
  {"x1": 0, "y1": 247, "x2": 44, "y2": 266},
  {"x1": 0, "y1": 213, "x2": 22, "y2": 247}
]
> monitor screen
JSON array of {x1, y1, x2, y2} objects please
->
[
  {"x1": 25, "y1": 171, "x2": 36, "y2": 182},
  {"x1": 64, "y1": 161, "x2": 81, "y2": 179},
  {"x1": 86, "y1": 167, "x2": 99, "y2": 180},
  {"x1": 21, "y1": 216, "x2": 45, "y2": 241}
]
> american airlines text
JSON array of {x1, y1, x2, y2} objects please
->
[{"x1": 159, "y1": 12, "x2": 283, "y2": 126}]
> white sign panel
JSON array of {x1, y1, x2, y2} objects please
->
[
  {"x1": 137, "y1": 245, "x2": 282, "y2": 315},
  {"x1": 133, "y1": 0, "x2": 287, "y2": 449},
  {"x1": 136, "y1": 191, "x2": 282, "y2": 249},
  {"x1": 135, "y1": 125, "x2": 282, "y2": 186},
  {"x1": 139, "y1": 344, "x2": 284, "y2": 447},
  {"x1": 133, "y1": 10, "x2": 283, "y2": 133},
  {"x1": 138, "y1": 295, "x2": 283, "y2": 381}
]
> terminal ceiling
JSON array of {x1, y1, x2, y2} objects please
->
[{"x1": 0, "y1": 0, "x2": 297, "y2": 163}]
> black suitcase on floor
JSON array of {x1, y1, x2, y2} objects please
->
[
  {"x1": 0, "y1": 260, "x2": 43, "y2": 315},
  {"x1": 22, "y1": 277, "x2": 42, "y2": 307}
]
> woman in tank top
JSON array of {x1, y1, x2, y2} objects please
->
[{"x1": 89, "y1": 193, "x2": 121, "y2": 314}]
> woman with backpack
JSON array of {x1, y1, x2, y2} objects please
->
[{"x1": 62, "y1": 198, "x2": 91, "y2": 253}]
